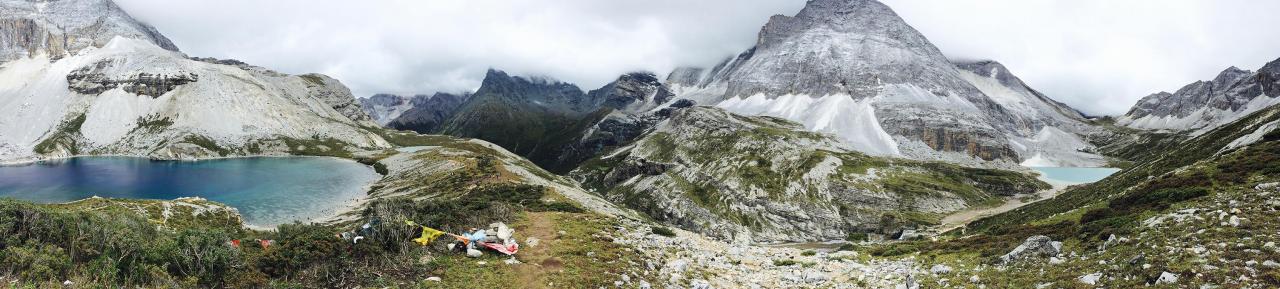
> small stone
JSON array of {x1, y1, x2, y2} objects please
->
[
  {"x1": 1263, "y1": 260, "x2": 1280, "y2": 268},
  {"x1": 638, "y1": 281, "x2": 652, "y2": 289},
  {"x1": 425, "y1": 277, "x2": 441, "y2": 282},
  {"x1": 930, "y1": 264, "x2": 953, "y2": 274},
  {"x1": 969, "y1": 275, "x2": 980, "y2": 283}
]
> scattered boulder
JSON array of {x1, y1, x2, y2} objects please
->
[
  {"x1": 1000, "y1": 235, "x2": 1061, "y2": 264},
  {"x1": 1156, "y1": 272, "x2": 1178, "y2": 284}
]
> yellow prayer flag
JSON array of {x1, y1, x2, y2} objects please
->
[{"x1": 413, "y1": 226, "x2": 445, "y2": 246}]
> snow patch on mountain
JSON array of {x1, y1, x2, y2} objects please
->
[{"x1": 717, "y1": 93, "x2": 899, "y2": 156}]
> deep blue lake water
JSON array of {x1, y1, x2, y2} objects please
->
[
  {"x1": 1030, "y1": 167, "x2": 1121, "y2": 185},
  {"x1": 0, "y1": 157, "x2": 379, "y2": 227}
]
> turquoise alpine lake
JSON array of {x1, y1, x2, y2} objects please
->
[
  {"x1": 1030, "y1": 167, "x2": 1121, "y2": 185},
  {"x1": 0, "y1": 157, "x2": 380, "y2": 227}
]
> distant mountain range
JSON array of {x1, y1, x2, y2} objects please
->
[{"x1": 368, "y1": 0, "x2": 1110, "y2": 169}]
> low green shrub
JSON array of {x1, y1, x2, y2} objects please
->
[{"x1": 650, "y1": 226, "x2": 676, "y2": 237}]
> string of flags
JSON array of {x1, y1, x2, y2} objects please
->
[{"x1": 405, "y1": 220, "x2": 448, "y2": 246}]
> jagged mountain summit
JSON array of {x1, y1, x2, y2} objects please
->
[
  {"x1": 0, "y1": 0, "x2": 389, "y2": 162},
  {"x1": 1119, "y1": 57, "x2": 1280, "y2": 134},
  {"x1": 666, "y1": 0, "x2": 1104, "y2": 167}
]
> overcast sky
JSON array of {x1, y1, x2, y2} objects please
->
[{"x1": 115, "y1": 0, "x2": 1280, "y2": 116}]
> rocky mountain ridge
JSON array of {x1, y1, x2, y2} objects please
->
[{"x1": 1120, "y1": 57, "x2": 1280, "y2": 134}]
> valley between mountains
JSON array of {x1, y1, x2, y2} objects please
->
[{"x1": 1, "y1": 0, "x2": 1278, "y2": 288}]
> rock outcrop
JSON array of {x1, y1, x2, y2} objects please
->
[{"x1": 1000, "y1": 235, "x2": 1062, "y2": 264}]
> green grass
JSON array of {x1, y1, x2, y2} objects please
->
[
  {"x1": 33, "y1": 113, "x2": 87, "y2": 155},
  {"x1": 183, "y1": 135, "x2": 230, "y2": 156}
]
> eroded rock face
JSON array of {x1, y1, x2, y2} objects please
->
[
  {"x1": 0, "y1": 0, "x2": 178, "y2": 62},
  {"x1": 66, "y1": 60, "x2": 198, "y2": 97}
]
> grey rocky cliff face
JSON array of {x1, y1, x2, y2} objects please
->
[
  {"x1": 571, "y1": 106, "x2": 1047, "y2": 243},
  {"x1": 0, "y1": 0, "x2": 178, "y2": 62},
  {"x1": 1122, "y1": 57, "x2": 1280, "y2": 132},
  {"x1": 66, "y1": 60, "x2": 198, "y2": 97}
]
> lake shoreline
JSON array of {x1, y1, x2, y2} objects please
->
[{"x1": 0, "y1": 153, "x2": 378, "y2": 230}]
